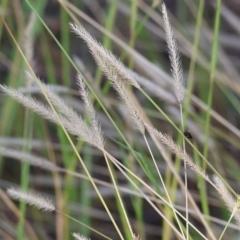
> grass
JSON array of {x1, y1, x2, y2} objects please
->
[{"x1": 1, "y1": 0, "x2": 240, "y2": 239}]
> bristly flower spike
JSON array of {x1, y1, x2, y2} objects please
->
[
  {"x1": 7, "y1": 188, "x2": 55, "y2": 213},
  {"x1": 69, "y1": 23, "x2": 141, "y2": 89},
  {"x1": 162, "y1": 3, "x2": 185, "y2": 103}
]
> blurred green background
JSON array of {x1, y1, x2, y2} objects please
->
[{"x1": 1, "y1": 0, "x2": 240, "y2": 240}]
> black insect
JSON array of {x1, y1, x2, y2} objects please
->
[{"x1": 184, "y1": 131, "x2": 192, "y2": 139}]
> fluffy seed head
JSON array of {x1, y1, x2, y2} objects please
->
[
  {"x1": 70, "y1": 23, "x2": 141, "y2": 89},
  {"x1": 162, "y1": 3, "x2": 185, "y2": 103},
  {"x1": 7, "y1": 188, "x2": 55, "y2": 212},
  {"x1": 213, "y1": 175, "x2": 236, "y2": 212}
]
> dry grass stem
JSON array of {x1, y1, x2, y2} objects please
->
[
  {"x1": 7, "y1": 188, "x2": 55, "y2": 212},
  {"x1": 105, "y1": 153, "x2": 185, "y2": 239},
  {"x1": 70, "y1": 23, "x2": 140, "y2": 89}
]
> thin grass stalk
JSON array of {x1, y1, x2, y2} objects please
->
[
  {"x1": 17, "y1": 108, "x2": 33, "y2": 240},
  {"x1": 192, "y1": 139, "x2": 212, "y2": 225},
  {"x1": 105, "y1": 154, "x2": 185, "y2": 239},
  {"x1": 104, "y1": 151, "x2": 209, "y2": 239},
  {"x1": 41, "y1": 32, "x2": 57, "y2": 81},
  {"x1": 182, "y1": 0, "x2": 210, "y2": 227},
  {"x1": 41, "y1": 18, "x2": 72, "y2": 237},
  {"x1": 125, "y1": 1, "x2": 144, "y2": 229},
  {"x1": 40, "y1": 29, "x2": 71, "y2": 240},
  {"x1": 85, "y1": 159, "x2": 190, "y2": 239},
  {"x1": 180, "y1": 103, "x2": 188, "y2": 237},
  {"x1": 93, "y1": 0, "x2": 118, "y2": 91},
  {"x1": 1, "y1": 17, "x2": 124, "y2": 240},
  {"x1": 58, "y1": 211, "x2": 112, "y2": 240},
  {"x1": 0, "y1": 142, "x2": 219, "y2": 234},
  {"x1": 0, "y1": 25, "x2": 24, "y2": 176},
  {"x1": 202, "y1": 1, "x2": 222, "y2": 228},
  {"x1": 213, "y1": 176, "x2": 240, "y2": 238},
  {"x1": 143, "y1": 133, "x2": 185, "y2": 237},
  {"x1": 78, "y1": 145, "x2": 92, "y2": 238},
  {"x1": 135, "y1": 1, "x2": 158, "y2": 42},
  {"x1": 0, "y1": 143, "x2": 209, "y2": 239},
  {"x1": 3, "y1": 143, "x2": 237, "y2": 232},
  {"x1": 105, "y1": 151, "x2": 209, "y2": 240},
  {"x1": 0, "y1": 0, "x2": 9, "y2": 40},
  {"x1": 202, "y1": 0, "x2": 222, "y2": 161},
  {"x1": 183, "y1": 0, "x2": 204, "y2": 132},
  {"x1": 129, "y1": 0, "x2": 137, "y2": 69},
  {"x1": 218, "y1": 211, "x2": 235, "y2": 240},
  {"x1": 4, "y1": 146, "x2": 212, "y2": 240},
  {"x1": 103, "y1": 151, "x2": 134, "y2": 238},
  {"x1": 60, "y1": 5, "x2": 70, "y2": 88},
  {"x1": 17, "y1": 15, "x2": 35, "y2": 240},
  {"x1": 61, "y1": 141, "x2": 85, "y2": 235},
  {"x1": 42, "y1": 123, "x2": 65, "y2": 240}
]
